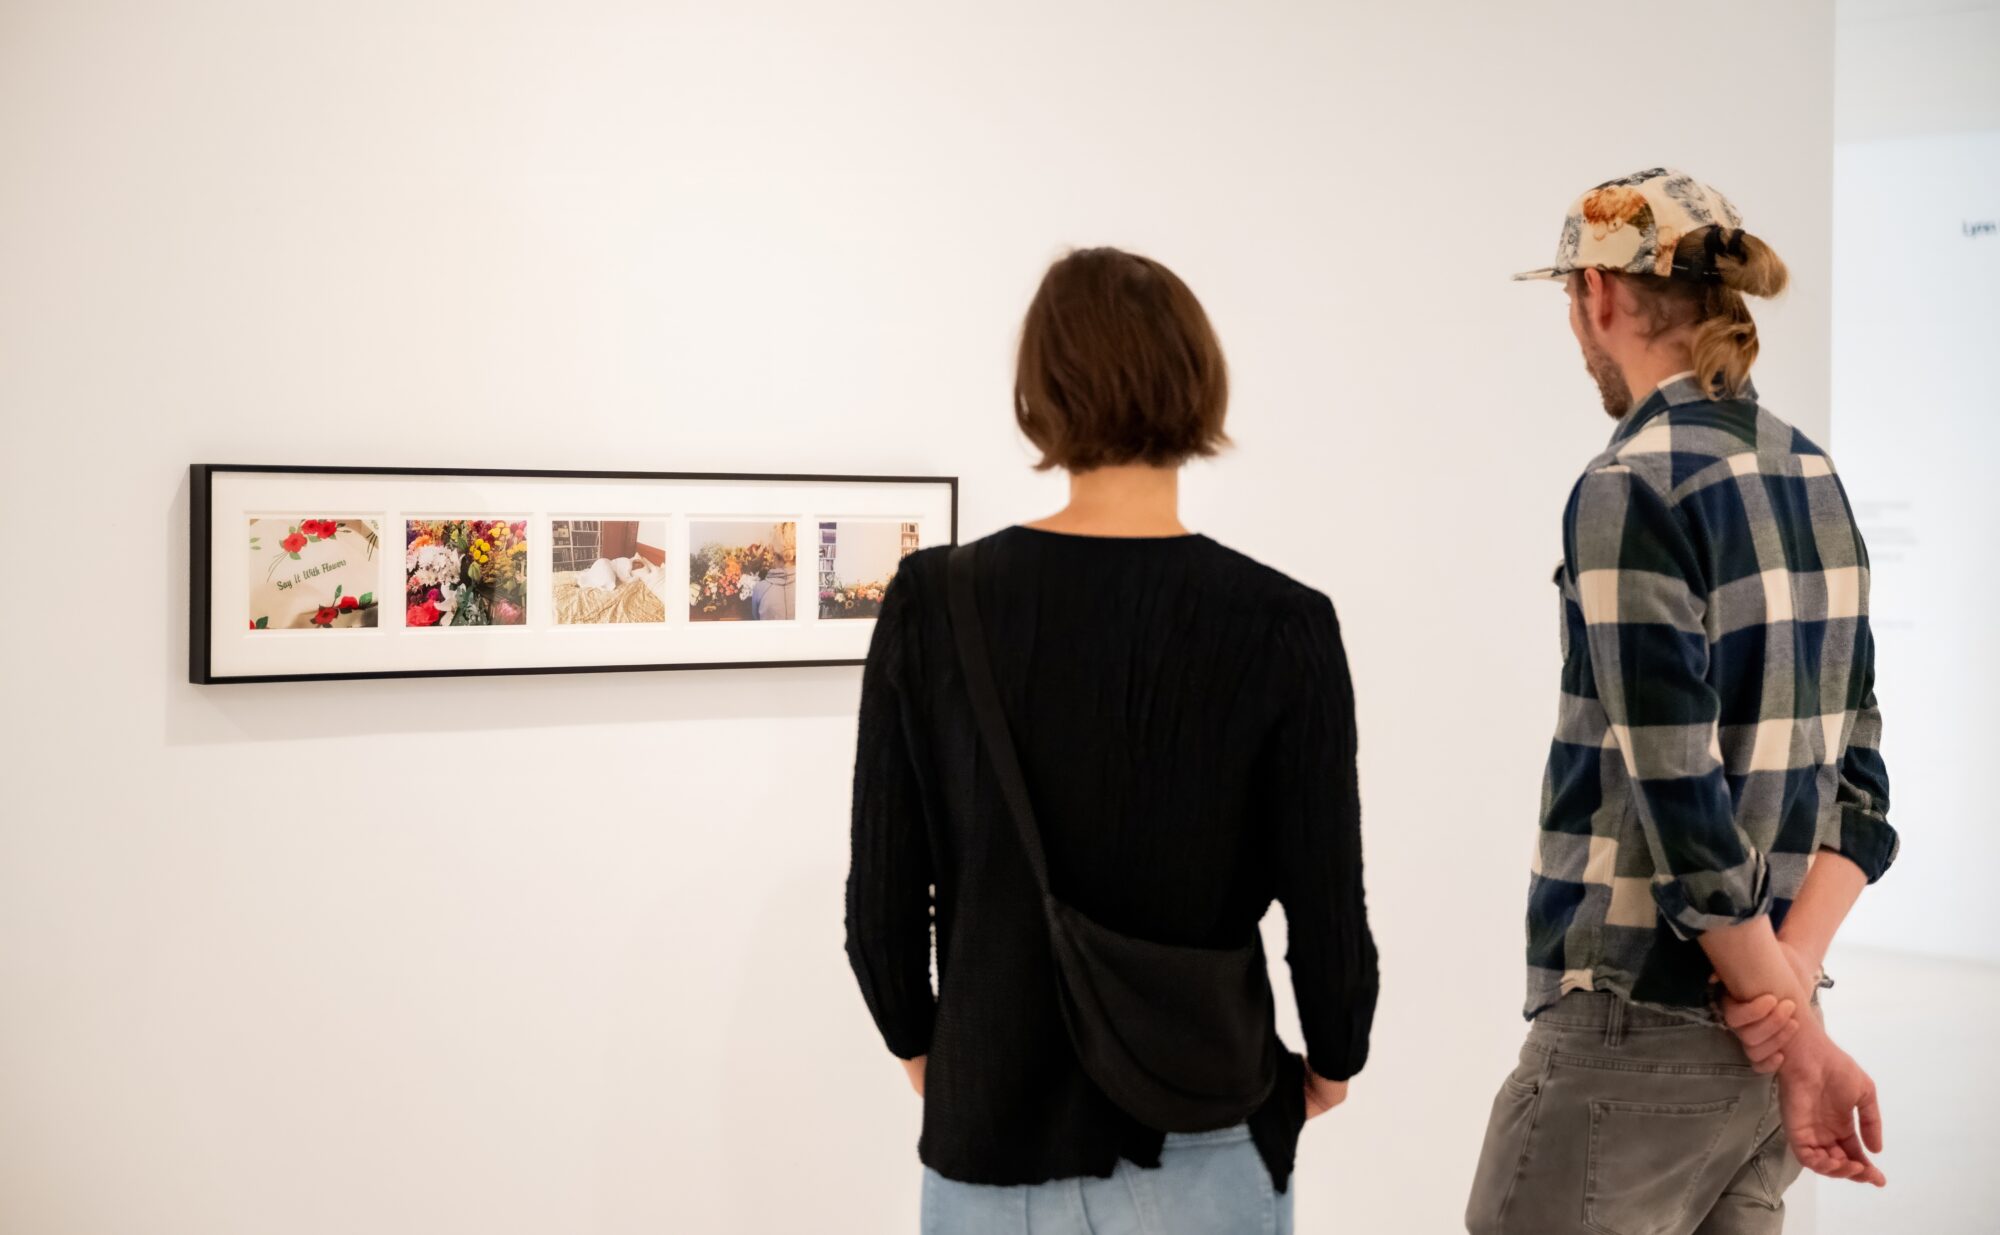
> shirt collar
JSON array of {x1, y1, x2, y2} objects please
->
[{"x1": 1607, "y1": 371, "x2": 1757, "y2": 447}]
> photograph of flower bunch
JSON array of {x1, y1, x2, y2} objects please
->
[
  {"x1": 687, "y1": 520, "x2": 798, "y2": 622},
  {"x1": 404, "y1": 519, "x2": 529, "y2": 628},
  {"x1": 816, "y1": 520, "x2": 918, "y2": 620}
]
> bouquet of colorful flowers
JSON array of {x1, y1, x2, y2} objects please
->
[
  {"x1": 819, "y1": 578, "x2": 889, "y2": 619},
  {"x1": 406, "y1": 519, "x2": 528, "y2": 627},
  {"x1": 688, "y1": 540, "x2": 779, "y2": 620}
]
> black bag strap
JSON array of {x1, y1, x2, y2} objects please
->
[{"x1": 947, "y1": 542, "x2": 1052, "y2": 896}]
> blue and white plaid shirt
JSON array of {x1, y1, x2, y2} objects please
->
[{"x1": 1526, "y1": 374, "x2": 1899, "y2": 1020}]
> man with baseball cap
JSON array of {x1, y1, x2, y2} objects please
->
[{"x1": 1465, "y1": 169, "x2": 1899, "y2": 1234}]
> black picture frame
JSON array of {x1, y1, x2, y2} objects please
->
[{"x1": 190, "y1": 463, "x2": 959, "y2": 685}]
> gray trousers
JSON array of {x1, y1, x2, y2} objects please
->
[{"x1": 1466, "y1": 992, "x2": 1804, "y2": 1235}]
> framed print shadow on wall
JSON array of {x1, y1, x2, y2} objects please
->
[{"x1": 190, "y1": 465, "x2": 958, "y2": 684}]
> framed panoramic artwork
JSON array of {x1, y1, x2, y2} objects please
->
[{"x1": 190, "y1": 465, "x2": 957, "y2": 683}]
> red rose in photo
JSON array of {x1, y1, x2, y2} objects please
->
[
  {"x1": 281, "y1": 532, "x2": 308, "y2": 554},
  {"x1": 339, "y1": 595, "x2": 359, "y2": 610},
  {"x1": 407, "y1": 600, "x2": 441, "y2": 627},
  {"x1": 311, "y1": 606, "x2": 338, "y2": 626},
  {"x1": 307, "y1": 519, "x2": 337, "y2": 538}
]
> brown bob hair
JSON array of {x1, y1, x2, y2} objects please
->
[{"x1": 1014, "y1": 248, "x2": 1229, "y2": 472}]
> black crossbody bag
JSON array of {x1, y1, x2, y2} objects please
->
[{"x1": 947, "y1": 541, "x2": 1279, "y2": 1132}]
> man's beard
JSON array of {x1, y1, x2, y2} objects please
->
[{"x1": 1579, "y1": 323, "x2": 1632, "y2": 419}]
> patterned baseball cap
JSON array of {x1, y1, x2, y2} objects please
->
[{"x1": 1514, "y1": 167, "x2": 1745, "y2": 282}]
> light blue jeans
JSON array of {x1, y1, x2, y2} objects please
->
[{"x1": 920, "y1": 1124, "x2": 1293, "y2": 1235}]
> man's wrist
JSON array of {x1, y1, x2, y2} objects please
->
[
  {"x1": 1777, "y1": 1013, "x2": 1838, "y2": 1073},
  {"x1": 1776, "y1": 930, "x2": 1828, "y2": 982}
]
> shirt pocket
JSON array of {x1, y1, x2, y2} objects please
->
[{"x1": 1583, "y1": 1097, "x2": 1740, "y2": 1235}]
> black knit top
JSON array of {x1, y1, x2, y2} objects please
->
[{"x1": 844, "y1": 526, "x2": 1378, "y2": 1191}]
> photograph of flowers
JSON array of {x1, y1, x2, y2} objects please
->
[
  {"x1": 816, "y1": 520, "x2": 919, "y2": 619},
  {"x1": 553, "y1": 519, "x2": 669, "y2": 625},
  {"x1": 688, "y1": 520, "x2": 799, "y2": 622},
  {"x1": 192, "y1": 466, "x2": 956, "y2": 683},
  {"x1": 405, "y1": 519, "x2": 529, "y2": 628},
  {"x1": 248, "y1": 517, "x2": 380, "y2": 629}
]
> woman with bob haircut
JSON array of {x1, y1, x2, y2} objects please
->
[{"x1": 846, "y1": 247, "x2": 1378, "y2": 1235}]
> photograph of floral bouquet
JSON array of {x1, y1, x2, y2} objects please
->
[
  {"x1": 404, "y1": 519, "x2": 529, "y2": 628},
  {"x1": 816, "y1": 520, "x2": 918, "y2": 620},
  {"x1": 688, "y1": 520, "x2": 797, "y2": 622}
]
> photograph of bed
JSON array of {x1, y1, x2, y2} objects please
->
[{"x1": 551, "y1": 519, "x2": 670, "y2": 625}]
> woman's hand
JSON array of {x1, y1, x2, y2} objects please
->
[
  {"x1": 1303, "y1": 1066, "x2": 1348, "y2": 1120},
  {"x1": 901, "y1": 1055, "x2": 927, "y2": 1097}
]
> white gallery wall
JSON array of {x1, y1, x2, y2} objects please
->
[
  {"x1": 1831, "y1": 133, "x2": 1999, "y2": 964},
  {"x1": 1811, "y1": 5, "x2": 2000, "y2": 1233},
  {"x1": 1832, "y1": 0, "x2": 2000, "y2": 965},
  {"x1": 0, "y1": 4, "x2": 1834, "y2": 1233}
]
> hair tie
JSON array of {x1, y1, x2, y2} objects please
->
[
  {"x1": 1708, "y1": 226, "x2": 1747, "y2": 265},
  {"x1": 1669, "y1": 226, "x2": 1744, "y2": 285}
]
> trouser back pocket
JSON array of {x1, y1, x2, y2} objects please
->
[{"x1": 1583, "y1": 1097, "x2": 1739, "y2": 1235}]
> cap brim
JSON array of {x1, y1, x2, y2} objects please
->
[{"x1": 1512, "y1": 266, "x2": 1568, "y2": 282}]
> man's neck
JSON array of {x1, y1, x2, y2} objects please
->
[{"x1": 1618, "y1": 347, "x2": 1698, "y2": 405}]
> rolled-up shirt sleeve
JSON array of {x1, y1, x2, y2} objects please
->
[
  {"x1": 1566, "y1": 465, "x2": 1772, "y2": 938},
  {"x1": 1832, "y1": 620, "x2": 1898, "y2": 881}
]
